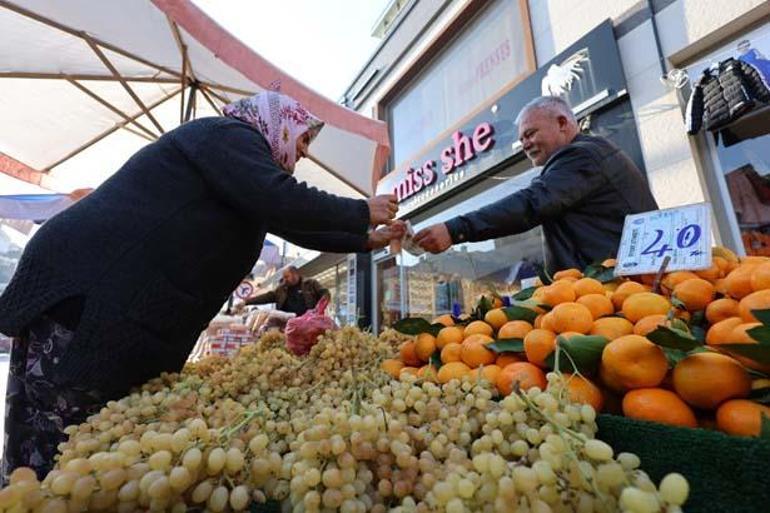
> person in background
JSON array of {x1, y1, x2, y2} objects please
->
[
  {"x1": 414, "y1": 96, "x2": 658, "y2": 273},
  {"x1": 242, "y1": 266, "x2": 328, "y2": 316},
  {"x1": 0, "y1": 91, "x2": 403, "y2": 482}
]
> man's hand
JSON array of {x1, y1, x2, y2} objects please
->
[
  {"x1": 366, "y1": 194, "x2": 398, "y2": 225},
  {"x1": 414, "y1": 223, "x2": 453, "y2": 253},
  {"x1": 366, "y1": 221, "x2": 407, "y2": 250}
]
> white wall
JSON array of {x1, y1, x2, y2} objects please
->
[{"x1": 359, "y1": 0, "x2": 472, "y2": 117}]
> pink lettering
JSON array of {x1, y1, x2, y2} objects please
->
[
  {"x1": 441, "y1": 147, "x2": 455, "y2": 174},
  {"x1": 472, "y1": 122, "x2": 495, "y2": 153},
  {"x1": 406, "y1": 168, "x2": 415, "y2": 196},
  {"x1": 422, "y1": 160, "x2": 437, "y2": 185},
  {"x1": 392, "y1": 123, "x2": 495, "y2": 203},
  {"x1": 413, "y1": 167, "x2": 424, "y2": 192},
  {"x1": 453, "y1": 130, "x2": 474, "y2": 167},
  {"x1": 394, "y1": 182, "x2": 410, "y2": 202}
]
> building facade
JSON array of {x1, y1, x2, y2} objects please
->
[{"x1": 309, "y1": 0, "x2": 770, "y2": 331}]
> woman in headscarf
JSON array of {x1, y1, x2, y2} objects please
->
[{"x1": 0, "y1": 91, "x2": 400, "y2": 481}]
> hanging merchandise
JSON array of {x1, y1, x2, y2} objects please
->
[
  {"x1": 738, "y1": 39, "x2": 770, "y2": 84},
  {"x1": 685, "y1": 57, "x2": 770, "y2": 136}
]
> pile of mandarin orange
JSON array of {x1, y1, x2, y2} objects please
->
[{"x1": 383, "y1": 248, "x2": 770, "y2": 438}]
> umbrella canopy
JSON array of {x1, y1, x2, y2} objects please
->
[{"x1": 0, "y1": 0, "x2": 389, "y2": 197}]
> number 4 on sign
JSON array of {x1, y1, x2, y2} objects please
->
[{"x1": 642, "y1": 230, "x2": 673, "y2": 258}]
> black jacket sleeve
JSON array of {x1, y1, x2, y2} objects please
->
[
  {"x1": 740, "y1": 60, "x2": 770, "y2": 103},
  {"x1": 444, "y1": 146, "x2": 606, "y2": 243},
  {"x1": 268, "y1": 226, "x2": 368, "y2": 254},
  {"x1": 685, "y1": 77, "x2": 705, "y2": 135},
  {"x1": 245, "y1": 289, "x2": 277, "y2": 306},
  {"x1": 179, "y1": 119, "x2": 370, "y2": 235}
]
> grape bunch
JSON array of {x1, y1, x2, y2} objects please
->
[{"x1": 0, "y1": 327, "x2": 689, "y2": 512}]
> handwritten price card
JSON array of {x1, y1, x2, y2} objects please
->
[{"x1": 615, "y1": 203, "x2": 711, "y2": 276}]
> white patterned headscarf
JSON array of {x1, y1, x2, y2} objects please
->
[{"x1": 223, "y1": 91, "x2": 324, "y2": 172}]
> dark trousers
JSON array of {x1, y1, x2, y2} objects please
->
[{"x1": 0, "y1": 316, "x2": 104, "y2": 484}]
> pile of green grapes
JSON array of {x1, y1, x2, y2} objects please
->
[{"x1": 0, "y1": 326, "x2": 688, "y2": 513}]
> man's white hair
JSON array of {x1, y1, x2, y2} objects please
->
[{"x1": 515, "y1": 96, "x2": 577, "y2": 126}]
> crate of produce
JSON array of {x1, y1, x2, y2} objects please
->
[{"x1": 597, "y1": 414, "x2": 770, "y2": 513}]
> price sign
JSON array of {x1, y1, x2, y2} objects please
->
[
  {"x1": 615, "y1": 203, "x2": 711, "y2": 276},
  {"x1": 235, "y1": 281, "x2": 255, "y2": 299}
]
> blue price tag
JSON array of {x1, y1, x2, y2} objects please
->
[{"x1": 615, "y1": 203, "x2": 712, "y2": 276}]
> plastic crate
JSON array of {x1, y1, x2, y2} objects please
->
[{"x1": 597, "y1": 414, "x2": 770, "y2": 512}]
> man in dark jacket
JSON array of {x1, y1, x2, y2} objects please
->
[
  {"x1": 244, "y1": 266, "x2": 328, "y2": 316},
  {"x1": 414, "y1": 96, "x2": 658, "y2": 272}
]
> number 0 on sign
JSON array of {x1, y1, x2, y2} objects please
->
[{"x1": 615, "y1": 203, "x2": 712, "y2": 276}]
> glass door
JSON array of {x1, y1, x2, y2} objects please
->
[{"x1": 374, "y1": 255, "x2": 402, "y2": 332}]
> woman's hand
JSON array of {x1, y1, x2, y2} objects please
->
[
  {"x1": 366, "y1": 221, "x2": 407, "y2": 250},
  {"x1": 366, "y1": 195, "x2": 398, "y2": 225}
]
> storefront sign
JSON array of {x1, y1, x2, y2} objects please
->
[
  {"x1": 615, "y1": 204, "x2": 712, "y2": 276},
  {"x1": 377, "y1": 20, "x2": 628, "y2": 217},
  {"x1": 393, "y1": 122, "x2": 495, "y2": 202}
]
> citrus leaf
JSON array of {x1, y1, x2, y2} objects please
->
[
  {"x1": 671, "y1": 318, "x2": 691, "y2": 333},
  {"x1": 752, "y1": 308, "x2": 770, "y2": 326},
  {"x1": 393, "y1": 318, "x2": 442, "y2": 336},
  {"x1": 690, "y1": 310, "x2": 706, "y2": 327},
  {"x1": 749, "y1": 387, "x2": 770, "y2": 405},
  {"x1": 451, "y1": 316, "x2": 469, "y2": 326},
  {"x1": 545, "y1": 335, "x2": 608, "y2": 374},
  {"x1": 429, "y1": 323, "x2": 447, "y2": 335},
  {"x1": 747, "y1": 325, "x2": 770, "y2": 344},
  {"x1": 473, "y1": 296, "x2": 494, "y2": 320},
  {"x1": 487, "y1": 338, "x2": 524, "y2": 353},
  {"x1": 647, "y1": 325, "x2": 702, "y2": 352},
  {"x1": 583, "y1": 263, "x2": 616, "y2": 283},
  {"x1": 691, "y1": 325, "x2": 706, "y2": 344},
  {"x1": 502, "y1": 306, "x2": 539, "y2": 324},
  {"x1": 663, "y1": 347, "x2": 688, "y2": 368},
  {"x1": 720, "y1": 343, "x2": 770, "y2": 365},
  {"x1": 761, "y1": 413, "x2": 770, "y2": 441},
  {"x1": 429, "y1": 352, "x2": 442, "y2": 369},
  {"x1": 671, "y1": 297, "x2": 687, "y2": 310},
  {"x1": 513, "y1": 287, "x2": 537, "y2": 301},
  {"x1": 534, "y1": 262, "x2": 552, "y2": 285},
  {"x1": 514, "y1": 299, "x2": 550, "y2": 311}
]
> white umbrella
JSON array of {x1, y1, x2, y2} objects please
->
[{"x1": 0, "y1": 0, "x2": 389, "y2": 197}]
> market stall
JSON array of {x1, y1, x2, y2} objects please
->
[
  {"x1": 0, "y1": 0, "x2": 389, "y2": 197},
  {"x1": 1, "y1": 236, "x2": 769, "y2": 512}
]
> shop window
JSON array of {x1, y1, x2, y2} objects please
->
[
  {"x1": 688, "y1": 24, "x2": 770, "y2": 256},
  {"x1": 311, "y1": 260, "x2": 348, "y2": 324},
  {"x1": 397, "y1": 162, "x2": 544, "y2": 321},
  {"x1": 376, "y1": 256, "x2": 402, "y2": 328},
  {"x1": 385, "y1": 0, "x2": 533, "y2": 170},
  {"x1": 713, "y1": 109, "x2": 770, "y2": 256}
]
